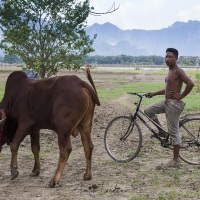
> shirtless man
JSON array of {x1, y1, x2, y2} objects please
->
[{"x1": 144, "y1": 48, "x2": 194, "y2": 168}]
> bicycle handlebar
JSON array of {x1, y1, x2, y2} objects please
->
[
  {"x1": 127, "y1": 92, "x2": 147, "y2": 98},
  {"x1": 127, "y1": 92, "x2": 147, "y2": 113}
]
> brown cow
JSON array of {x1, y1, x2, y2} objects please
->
[{"x1": 0, "y1": 68, "x2": 100, "y2": 188}]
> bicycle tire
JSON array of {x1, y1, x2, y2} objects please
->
[
  {"x1": 179, "y1": 118, "x2": 200, "y2": 165},
  {"x1": 104, "y1": 116, "x2": 142, "y2": 163}
]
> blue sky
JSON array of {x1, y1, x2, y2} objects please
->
[{"x1": 87, "y1": 0, "x2": 200, "y2": 30}]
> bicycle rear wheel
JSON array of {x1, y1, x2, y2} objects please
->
[
  {"x1": 104, "y1": 116, "x2": 142, "y2": 163},
  {"x1": 179, "y1": 118, "x2": 200, "y2": 165}
]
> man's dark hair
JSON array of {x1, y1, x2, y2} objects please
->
[{"x1": 166, "y1": 48, "x2": 179, "y2": 58}]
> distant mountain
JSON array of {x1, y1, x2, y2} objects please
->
[{"x1": 86, "y1": 20, "x2": 200, "y2": 56}]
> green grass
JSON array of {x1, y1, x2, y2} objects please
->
[
  {"x1": 97, "y1": 81, "x2": 165, "y2": 100},
  {"x1": 0, "y1": 68, "x2": 199, "y2": 112},
  {"x1": 93, "y1": 68, "x2": 198, "y2": 75},
  {"x1": 98, "y1": 79, "x2": 200, "y2": 111},
  {"x1": 157, "y1": 190, "x2": 179, "y2": 200},
  {"x1": 0, "y1": 89, "x2": 4, "y2": 98}
]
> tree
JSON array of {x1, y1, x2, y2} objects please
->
[
  {"x1": 3, "y1": 54, "x2": 22, "y2": 64},
  {"x1": 0, "y1": 0, "x2": 96, "y2": 77}
]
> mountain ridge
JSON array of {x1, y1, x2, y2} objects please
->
[{"x1": 86, "y1": 20, "x2": 200, "y2": 56}]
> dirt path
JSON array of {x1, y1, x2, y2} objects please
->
[{"x1": 0, "y1": 70, "x2": 200, "y2": 200}]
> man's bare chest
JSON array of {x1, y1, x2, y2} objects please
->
[{"x1": 165, "y1": 71, "x2": 180, "y2": 84}]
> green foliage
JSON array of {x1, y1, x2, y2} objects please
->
[
  {"x1": 82, "y1": 55, "x2": 199, "y2": 66},
  {"x1": 3, "y1": 54, "x2": 22, "y2": 63},
  {"x1": 82, "y1": 55, "x2": 165, "y2": 65},
  {"x1": 179, "y1": 56, "x2": 197, "y2": 66},
  {"x1": 0, "y1": 0, "x2": 95, "y2": 77}
]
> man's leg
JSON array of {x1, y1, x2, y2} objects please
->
[
  {"x1": 166, "y1": 116, "x2": 181, "y2": 166},
  {"x1": 165, "y1": 100, "x2": 185, "y2": 167},
  {"x1": 153, "y1": 117, "x2": 167, "y2": 137},
  {"x1": 173, "y1": 145, "x2": 180, "y2": 161},
  {"x1": 144, "y1": 100, "x2": 166, "y2": 137}
]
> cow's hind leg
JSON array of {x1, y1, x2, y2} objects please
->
[
  {"x1": 80, "y1": 125, "x2": 94, "y2": 180},
  {"x1": 29, "y1": 130, "x2": 40, "y2": 176},
  {"x1": 78, "y1": 96, "x2": 95, "y2": 181},
  {"x1": 49, "y1": 126, "x2": 72, "y2": 188}
]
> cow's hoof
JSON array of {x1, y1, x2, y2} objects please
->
[
  {"x1": 83, "y1": 173, "x2": 92, "y2": 180},
  {"x1": 48, "y1": 180, "x2": 61, "y2": 188},
  {"x1": 48, "y1": 181, "x2": 61, "y2": 188},
  {"x1": 29, "y1": 169, "x2": 40, "y2": 177},
  {"x1": 48, "y1": 180, "x2": 55, "y2": 188},
  {"x1": 11, "y1": 167, "x2": 19, "y2": 180},
  {"x1": 48, "y1": 179, "x2": 61, "y2": 188}
]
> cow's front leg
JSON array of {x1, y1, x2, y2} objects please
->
[
  {"x1": 48, "y1": 133, "x2": 72, "y2": 188},
  {"x1": 11, "y1": 166, "x2": 19, "y2": 180},
  {"x1": 29, "y1": 130, "x2": 40, "y2": 176},
  {"x1": 10, "y1": 126, "x2": 28, "y2": 180},
  {"x1": 10, "y1": 142, "x2": 20, "y2": 180}
]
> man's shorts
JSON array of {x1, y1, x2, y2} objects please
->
[{"x1": 144, "y1": 99, "x2": 185, "y2": 145}]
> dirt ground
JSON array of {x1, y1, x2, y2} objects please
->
[{"x1": 0, "y1": 69, "x2": 200, "y2": 200}]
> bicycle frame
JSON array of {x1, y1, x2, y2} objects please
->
[
  {"x1": 127, "y1": 92, "x2": 171, "y2": 147},
  {"x1": 104, "y1": 92, "x2": 200, "y2": 164}
]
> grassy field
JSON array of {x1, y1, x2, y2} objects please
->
[
  {"x1": 0, "y1": 67, "x2": 200, "y2": 200},
  {"x1": 0, "y1": 68, "x2": 199, "y2": 112},
  {"x1": 94, "y1": 69, "x2": 199, "y2": 112}
]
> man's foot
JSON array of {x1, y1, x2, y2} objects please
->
[
  {"x1": 151, "y1": 130, "x2": 167, "y2": 138},
  {"x1": 155, "y1": 159, "x2": 180, "y2": 170}
]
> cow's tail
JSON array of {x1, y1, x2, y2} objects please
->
[{"x1": 85, "y1": 67, "x2": 100, "y2": 106}]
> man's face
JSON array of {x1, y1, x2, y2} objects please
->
[{"x1": 165, "y1": 52, "x2": 177, "y2": 67}]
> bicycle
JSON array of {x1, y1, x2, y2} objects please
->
[{"x1": 104, "y1": 92, "x2": 200, "y2": 165}]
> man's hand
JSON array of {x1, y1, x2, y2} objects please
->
[
  {"x1": 169, "y1": 91, "x2": 182, "y2": 100},
  {"x1": 146, "y1": 92, "x2": 155, "y2": 98}
]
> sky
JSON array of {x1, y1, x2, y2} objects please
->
[{"x1": 87, "y1": 0, "x2": 200, "y2": 30}]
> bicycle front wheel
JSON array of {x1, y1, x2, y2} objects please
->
[
  {"x1": 104, "y1": 116, "x2": 142, "y2": 163},
  {"x1": 179, "y1": 118, "x2": 200, "y2": 165}
]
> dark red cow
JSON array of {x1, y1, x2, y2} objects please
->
[{"x1": 0, "y1": 68, "x2": 100, "y2": 187}]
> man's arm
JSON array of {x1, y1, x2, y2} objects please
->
[
  {"x1": 176, "y1": 69, "x2": 194, "y2": 100},
  {"x1": 147, "y1": 89, "x2": 165, "y2": 98}
]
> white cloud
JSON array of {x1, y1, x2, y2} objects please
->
[
  {"x1": 177, "y1": 3, "x2": 200, "y2": 22},
  {"x1": 87, "y1": 0, "x2": 200, "y2": 30},
  {"x1": 192, "y1": 4, "x2": 200, "y2": 18},
  {"x1": 178, "y1": 10, "x2": 191, "y2": 22}
]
